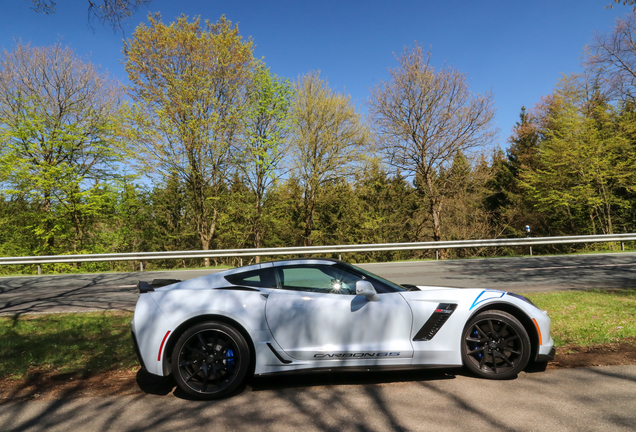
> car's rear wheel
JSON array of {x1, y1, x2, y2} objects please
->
[
  {"x1": 172, "y1": 321, "x2": 250, "y2": 399},
  {"x1": 462, "y1": 310, "x2": 531, "y2": 380}
]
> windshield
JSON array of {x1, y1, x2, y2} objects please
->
[{"x1": 339, "y1": 263, "x2": 407, "y2": 293}]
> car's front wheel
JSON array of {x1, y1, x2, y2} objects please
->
[
  {"x1": 171, "y1": 321, "x2": 251, "y2": 399},
  {"x1": 461, "y1": 310, "x2": 531, "y2": 380}
]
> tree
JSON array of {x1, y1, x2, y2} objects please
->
[
  {"x1": 237, "y1": 66, "x2": 294, "y2": 257},
  {"x1": 264, "y1": 177, "x2": 305, "y2": 248},
  {"x1": 485, "y1": 106, "x2": 543, "y2": 237},
  {"x1": 589, "y1": 12, "x2": 636, "y2": 102},
  {"x1": 290, "y1": 71, "x2": 371, "y2": 246},
  {"x1": 0, "y1": 192, "x2": 39, "y2": 261},
  {"x1": 28, "y1": 0, "x2": 152, "y2": 30},
  {"x1": 520, "y1": 75, "x2": 636, "y2": 236},
  {"x1": 0, "y1": 42, "x2": 124, "y2": 254},
  {"x1": 437, "y1": 152, "x2": 496, "y2": 256},
  {"x1": 123, "y1": 14, "x2": 255, "y2": 265},
  {"x1": 368, "y1": 45, "x2": 496, "y2": 256},
  {"x1": 355, "y1": 164, "x2": 421, "y2": 247}
]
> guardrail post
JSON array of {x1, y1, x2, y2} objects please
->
[
  {"x1": 622, "y1": 242, "x2": 625, "y2": 251},
  {"x1": 435, "y1": 250, "x2": 439, "y2": 260},
  {"x1": 529, "y1": 246, "x2": 533, "y2": 256},
  {"x1": 37, "y1": 265, "x2": 41, "y2": 275},
  {"x1": 139, "y1": 261, "x2": 144, "y2": 272}
]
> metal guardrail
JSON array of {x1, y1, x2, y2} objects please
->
[{"x1": 0, "y1": 234, "x2": 635, "y2": 266}]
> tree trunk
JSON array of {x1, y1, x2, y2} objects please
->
[
  {"x1": 199, "y1": 206, "x2": 217, "y2": 268},
  {"x1": 424, "y1": 172, "x2": 446, "y2": 259},
  {"x1": 43, "y1": 191, "x2": 55, "y2": 252},
  {"x1": 254, "y1": 191, "x2": 262, "y2": 264},
  {"x1": 303, "y1": 188, "x2": 316, "y2": 247},
  {"x1": 429, "y1": 197, "x2": 446, "y2": 259},
  {"x1": 201, "y1": 236, "x2": 211, "y2": 268}
]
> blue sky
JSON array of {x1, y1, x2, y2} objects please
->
[{"x1": 0, "y1": 0, "x2": 629, "y2": 149}]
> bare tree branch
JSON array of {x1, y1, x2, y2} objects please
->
[
  {"x1": 588, "y1": 12, "x2": 636, "y2": 102},
  {"x1": 28, "y1": 0, "x2": 152, "y2": 31}
]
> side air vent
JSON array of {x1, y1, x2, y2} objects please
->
[
  {"x1": 267, "y1": 343, "x2": 292, "y2": 364},
  {"x1": 413, "y1": 303, "x2": 458, "y2": 341}
]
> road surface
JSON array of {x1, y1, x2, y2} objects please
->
[{"x1": 1, "y1": 365, "x2": 635, "y2": 431}]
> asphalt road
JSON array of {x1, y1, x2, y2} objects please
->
[
  {"x1": 1, "y1": 252, "x2": 635, "y2": 314},
  {"x1": 1, "y1": 365, "x2": 635, "y2": 431}
]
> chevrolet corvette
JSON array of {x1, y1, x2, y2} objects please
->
[{"x1": 131, "y1": 259, "x2": 554, "y2": 399}]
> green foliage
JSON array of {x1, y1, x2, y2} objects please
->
[
  {"x1": 123, "y1": 13, "x2": 256, "y2": 257},
  {"x1": 0, "y1": 42, "x2": 125, "y2": 256},
  {"x1": 520, "y1": 77, "x2": 636, "y2": 236},
  {"x1": 238, "y1": 66, "x2": 294, "y2": 250},
  {"x1": 291, "y1": 71, "x2": 371, "y2": 246},
  {"x1": 486, "y1": 107, "x2": 547, "y2": 238}
]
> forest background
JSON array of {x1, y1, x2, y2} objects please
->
[{"x1": 2, "y1": 8, "x2": 636, "y2": 275}]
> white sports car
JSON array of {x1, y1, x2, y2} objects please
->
[{"x1": 131, "y1": 259, "x2": 554, "y2": 399}]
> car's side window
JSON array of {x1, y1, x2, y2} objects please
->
[
  {"x1": 276, "y1": 265, "x2": 361, "y2": 295},
  {"x1": 224, "y1": 268, "x2": 277, "y2": 288}
]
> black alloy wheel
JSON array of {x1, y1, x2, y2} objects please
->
[
  {"x1": 462, "y1": 310, "x2": 531, "y2": 380},
  {"x1": 172, "y1": 322, "x2": 250, "y2": 399}
]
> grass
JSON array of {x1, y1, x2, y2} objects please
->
[
  {"x1": 0, "y1": 289, "x2": 635, "y2": 380},
  {"x1": 526, "y1": 288, "x2": 636, "y2": 347},
  {"x1": 0, "y1": 311, "x2": 136, "y2": 379}
]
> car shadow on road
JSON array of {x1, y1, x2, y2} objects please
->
[
  {"x1": 248, "y1": 368, "x2": 461, "y2": 392},
  {"x1": 134, "y1": 364, "x2": 553, "y2": 401},
  {"x1": 140, "y1": 367, "x2": 466, "y2": 401}
]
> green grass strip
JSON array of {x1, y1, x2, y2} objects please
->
[{"x1": 526, "y1": 288, "x2": 636, "y2": 347}]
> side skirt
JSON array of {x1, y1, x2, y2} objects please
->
[{"x1": 255, "y1": 364, "x2": 460, "y2": 377}]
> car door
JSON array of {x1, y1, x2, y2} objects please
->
[{"x1": 264, "y1": 262, "x2": 414, "y2": 362}]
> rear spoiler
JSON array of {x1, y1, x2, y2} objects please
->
[{"x1": 137, "y1": 279, "x2": 182, "y2": 294}]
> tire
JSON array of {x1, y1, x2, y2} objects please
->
[
  {"x1": 171, "y1": 321, "x2": 251, "y2": 399},
  {"x1": 461, "y1": 310, "x2": 531, "y2": 380}
]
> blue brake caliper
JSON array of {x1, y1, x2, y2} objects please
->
[
  {"x1": 226, "y1": 349, "x2": 235, "y2": 370},
  {"x1": 470, "y1": 330, "x2": 482, "y2": 359}
]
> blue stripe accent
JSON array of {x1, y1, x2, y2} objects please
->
[{"x1": 469, "y1": 290, "x2": 506, "y2": 310}]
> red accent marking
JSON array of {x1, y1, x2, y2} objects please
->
[
  {"x1": 435, "y1": 309, "x2": 442, "y2": 312},
  {"x1": 158, "y1": 331, "x2": 171, "y2": 361},
  {"x1": 532, "y1": 319, "x2": 543, "y2": 345}
]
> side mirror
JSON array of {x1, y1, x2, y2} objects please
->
[{"x1": 356, "y1": 280, "x2": 379, "y2": 301}]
